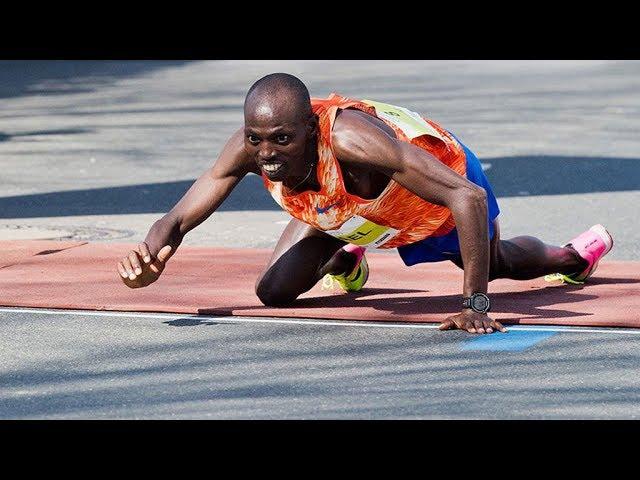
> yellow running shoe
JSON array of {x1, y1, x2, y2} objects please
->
[{"x1": 321, "y1": 245, "x2": 369, "y2": 292}]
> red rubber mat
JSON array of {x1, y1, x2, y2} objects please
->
[{"x1": 1, "y1": 240, "x2": 638, "y2": 327}]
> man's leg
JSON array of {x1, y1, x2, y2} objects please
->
[
  {"x1": 255, "y1": 218, "x2": 360, "y2": 306},
  {"x1": 451, "y1": 220, "x2": 589, "y2": 281}
]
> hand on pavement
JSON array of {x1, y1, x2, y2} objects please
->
[
  {"x1": 117, "y1": 243, "x2": 173, "y2": 288},
  {"x1": 439, "y1": 310, "x2": 507, "y2": 334}
]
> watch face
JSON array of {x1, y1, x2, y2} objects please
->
[{"x1": 472, "y1": 294, "x2": 489, "y2": 312}]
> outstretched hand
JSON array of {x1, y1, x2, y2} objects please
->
[
  {"x1": 439, "y1": 310, "x2": 507, "y2": 334},
  {"x1": 117, "y1": 243, "x2": 173, "y2": 288}
]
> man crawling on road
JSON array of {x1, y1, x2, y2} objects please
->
[{"x1": 117, "y1": 73, "x2": 613, "y2": 334}]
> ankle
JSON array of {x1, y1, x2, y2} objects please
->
[
  {"x1": 563, "y1": 245, "x2": 590, "y2": 273},
  {"x1": 337, "y1": 250, "x2": 360, "y2": 276},
  {"x1": 320, "y1": 249, "x2": 356, "y2": 277}
]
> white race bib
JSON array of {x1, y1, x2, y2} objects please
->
[
  {"x1": 361, "y1": 99, "x2": 447, "y2": 142},
  {"x1": 325, "y1": 215, "x2": 400, "y2": 248}
]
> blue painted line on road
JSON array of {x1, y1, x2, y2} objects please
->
[{"x1": 461, "y1": 330, "x2": 557, "y2": 352}]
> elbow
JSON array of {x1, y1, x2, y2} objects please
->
[
  {"x1": 471, "y1": 185, "x2": 487, "y2": 204},
  {"x1": 453, "y1": 185, "x2": 487, "y2": 212},
  {"x1": 462, "y1": 184, "x2": 487, "y2": 203},
  {"x1": 471, "y1": 187, "x2": 488, "y2": 213}
]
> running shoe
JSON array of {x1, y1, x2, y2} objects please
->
[
  {"x1": 545, "y1": 224, "x2": 614, "y2": 285},
  {"x1": 322, "y1": 245, "x2": 369, "y2": 292}
]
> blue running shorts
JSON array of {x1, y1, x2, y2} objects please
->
[{"x1": 397, "y1": 134, "x2": 500, "y2": 266}]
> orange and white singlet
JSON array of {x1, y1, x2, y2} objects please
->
[{"x1": 262, "y1": 93, "x2": 468, "y2": 249}]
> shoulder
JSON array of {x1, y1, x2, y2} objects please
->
[
  {"x1": 230, "y1": 127, "x2": 259, "y2": 170},
  {"x1": 331, "y1": 108, "x2": 375, "y2": 138},
  {"x1": 212, "y1": 126, "x2": 260, "y2": 176},
  {"x1": 227, "y1": 126, "x2": 249, "y2": 154}
]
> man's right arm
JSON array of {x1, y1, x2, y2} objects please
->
[
  {"x1": 146, "y1": 128, "x2": 257, "y2": 255},
  {"x1": 118, "y1": 127, "x2": 258, "y2": 287}
]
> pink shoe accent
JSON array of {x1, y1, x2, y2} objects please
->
[
  {"x1": 565, "y1": 224, "x2": 614, "y2": 281},
  {"x1": 343, "y1": 243, "x2": 366, "y2": 259},
  {"x1": 342, "y1": 244, "x2": 366, "y2": 275}
]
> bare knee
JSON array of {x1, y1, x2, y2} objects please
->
[{"x1": 255, "y1": 279, "x2": 297, "y2": 307}]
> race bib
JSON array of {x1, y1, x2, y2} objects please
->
[
  {"x1": 361, "y1": 99, "x2": 447, "y2": 142},
  {"x1": 325, "y1": 215, "x2": 400, "y2": 248}
]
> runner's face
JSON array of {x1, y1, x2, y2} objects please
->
[{"x1": 244, "y1": 104, "x2": 315, "y2": 182}]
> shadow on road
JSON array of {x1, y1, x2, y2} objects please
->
[
  {"x1": 0, "y1": 60, "x2": 191, "y2": 99},
  {"x1": 484, "y1": 155, "x2": 640, "y2": 197},
  {"x1": 0, "y1": 128, "x2": 93, "y2": 143},
  {"x1": 0, "y1": 155, "x2": 638, "y2": 218},
  {"x1": 198, "y1": 278, "x2": 640, "y2": 325},
  {"x1": 0, "y1": 175, "x2": 279, "y2": 218}
]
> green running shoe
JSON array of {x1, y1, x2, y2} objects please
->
[{"x1": 322, "y1": 247, "x2": 369, "y2": 292}]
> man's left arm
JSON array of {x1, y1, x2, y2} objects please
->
[{"x1": 332, "y1": 110, "x2": 506, "y2": 334}]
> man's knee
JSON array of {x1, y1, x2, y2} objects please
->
[{"x1": 255, "y1": 280, "x2": 297, "y2": 307}]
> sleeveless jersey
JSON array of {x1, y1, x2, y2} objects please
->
[{"x1": 262, "y1": 93, "x2": 468, "y2": 249}]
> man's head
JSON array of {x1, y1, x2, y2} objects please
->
[{"x1": 243, "y1": 73, "x2": 318, "y2": 183}]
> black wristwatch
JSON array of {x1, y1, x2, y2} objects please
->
[{"x1": 462, "y1": 293, "x2": 491, "y2": 314}]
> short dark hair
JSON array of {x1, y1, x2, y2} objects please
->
[{"x1": 244, "y1": 73, "x2": 312, "y2": 121}]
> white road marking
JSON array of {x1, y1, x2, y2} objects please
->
[{"x1": 1, "y1": 307, "x2": 639, "y2": 335}]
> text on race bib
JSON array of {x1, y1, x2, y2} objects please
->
[{"x1": 325, "y1": 215, "x2": 400, "y2": 248}]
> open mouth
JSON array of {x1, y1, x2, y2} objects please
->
[{"x1": 262, "y1": 163, "x2": 285, "y2": 175}]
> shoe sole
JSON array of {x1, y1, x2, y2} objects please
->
[{"x1": 589, "y1": 224, "x2": 614, "y2": 255}]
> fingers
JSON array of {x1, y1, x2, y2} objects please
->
[
  {"x1": 117, "y1": 243, "x2": 170, "y2": 288},
  {"x1": 148, "y1": 261, "x2": 162, "y2": 274},
  {"x1": 464, "y1": 317, "x2": 476, "y2": 333},
  {"x1": 470, "y1": 318, "x2": 507, "y2": 334},
  {"x1": 128, "y1": 251, "x2": 143, "y2": 276},
  {"x1": 121, "y1": 250, "x2": 143, "y2": 281},
  {"x1": 156, "y1": 245, "x2": 172, "y2": 263},
  {"x1": 464, "y1": 314, "x2": 506, "y2": 334},
  {"x1": 440, "y1": 317, "x2": 480, "y2": 334},
  {"x1": 439, "y1": 319, "x2": 455, "y2": 330},
  {"x1": 493, "y1": 320, "x2": 508, "y2": 333},
  {"x1": 474, "y1": 318, "x2": 486, "y2": 334},
  {"x1": 441, "y1": 314, "x2": 508, "y2": 335},
  {"x1": 117, "y1": 262, "x2": 128, "y2": 279},
  {"x1": 138, "y1": 242, "x2": 151, "y2": 264},
  {"x1": 122, "y1": 256, "x2": 135, "y2": 280}
]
